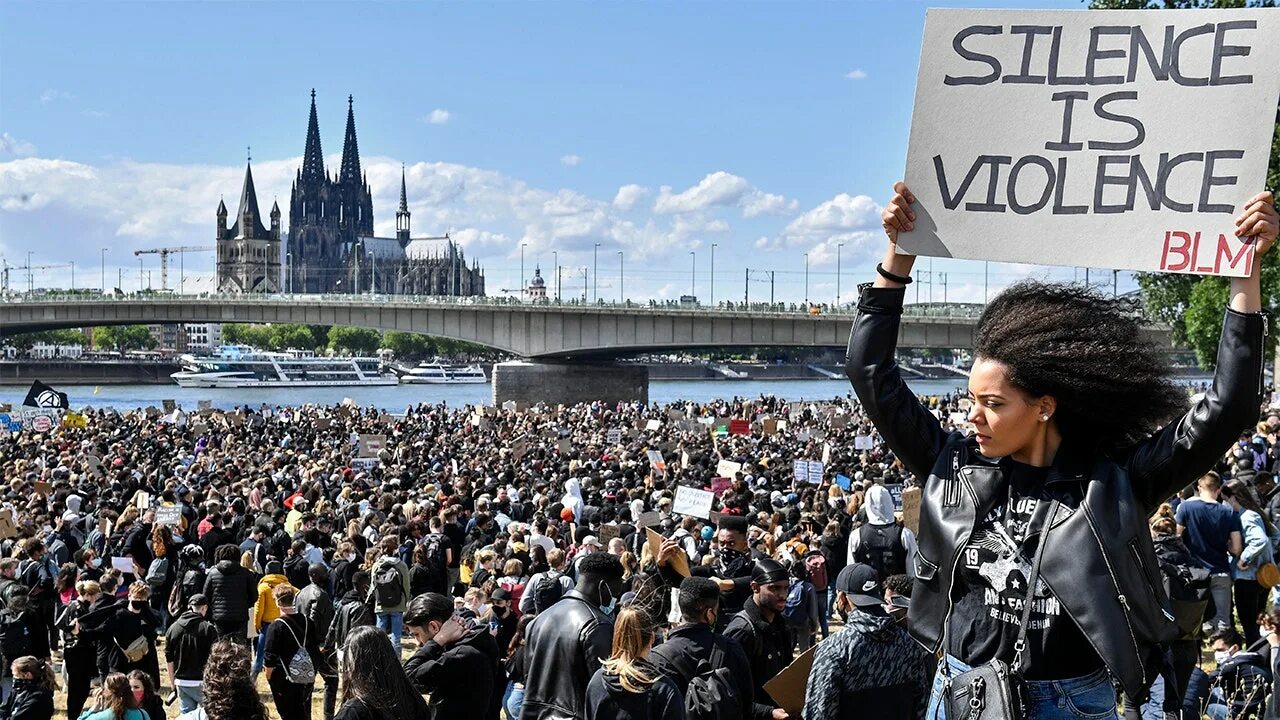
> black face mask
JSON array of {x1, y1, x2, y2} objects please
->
[
  {"x1": 494, "y1": 605, "x2": 509, "y2": 617},
  {"x1": 129, "y1": 601, "x2": 145, "y2": 612},
  {"x1": 11, "y1": 679, "x2": 33, "y2": 692},
  {"x1": 717, "y1": 548, "x2": 743, "y2": 565}
]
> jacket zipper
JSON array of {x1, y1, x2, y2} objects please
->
[
  {"x1": 1259, "y1": 313, "x2": 1269, "y2": 396},
  {"x1": 943, "y1": 451, "x2": 961, "y2": 507},
  {"x1": 934, "y1": 464, "x2": 971, "y2": 657},
  {"x1": 1128, "y1": 542, "x2": 1175, "y2": 623},
  {"x1": 1083, "y1": 506, "x2": 1146, "y2": 688}
]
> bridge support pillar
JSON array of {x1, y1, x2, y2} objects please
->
[{"x1": 491, "y1": 360, "x2": 648, "y2": 406}]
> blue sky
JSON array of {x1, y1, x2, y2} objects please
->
[{"x1": 1, "y1": 0, "x2": 1125, "y2": 303}]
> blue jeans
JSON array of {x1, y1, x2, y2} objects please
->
[
  {"x1": 927, "y1": 656, "x2": 1119, "y2": 720},
  {"x1": 504, "y1": 682, "x2": 525, "y2": 720},
  {"x1": 377, "y1": 611, "x2": 404, "y2": 655},
  {"x1": 252, "y1": 628, "x2": 267, "y2": 676},
  {"x1": 177, "y1": 685, "x2": 203, "y2": 714}
]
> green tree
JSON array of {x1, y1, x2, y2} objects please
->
[
  {"x1": 328, "y1": 326, "x2": 381, "y2": 355},
  {"x1": 382, "y1": 331, "x2": 430, "y2": 358},
  {"x1": 93, "y1": 325, "x2": 157, "y2": 352},
  {"x1": 1092, "y1": 0, "x2": 1279, "y2": 369},
  {"x1": 269, "y1": 324, "x2": 315, "y2": 351},
  {"x1": 7, "y1": 329, "x2": 87, "y2": 351}
]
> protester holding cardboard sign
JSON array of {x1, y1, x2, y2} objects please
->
[{"x1": 849, "y1": 178, "x2": 1275, "y2": 718}]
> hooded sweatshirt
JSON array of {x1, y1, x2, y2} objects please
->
[
  {"x1": 253, "y1": 573, "x2": 289, "y2": 630},
  {"x1": 802, "y1": 608, "x2": 932, "y2": 720},
  {"x1": 846, "y1": 484, "x2": 919, "y2": 578},
  {"x1": 583, "y1": 659, "x2": 687, "y2": 720},
  {"x1": 562, "y1": 479, "x2": 585, "y2": 522}
]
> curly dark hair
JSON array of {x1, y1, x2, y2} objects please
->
[
  {"x1": 201, "y1": 640, "x2": 268, "y2": 720},
  {"x1": 974, "y1": 281, "x2": 1186, "y2": 450}
]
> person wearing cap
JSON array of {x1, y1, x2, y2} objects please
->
[
  {"x1": 487, "y1": 587, "x2": 519, "y2": 656},
  {"x1": 571, "y1": 536, "x2": 602, "y2": 577},
  {"x1": 801, "y1": 564, "x2": 930, "y2": 720},
  {"x1": 164, "y1": 593, "x2": 218, "y2": 713},
  {"x1": 724, "y1": 559, "x2": 794, "y2": 720}
]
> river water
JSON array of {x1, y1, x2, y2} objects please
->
[{"x1": 45, "y1": 377, "x2": 972, "y2": 412}]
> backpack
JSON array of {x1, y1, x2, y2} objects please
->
[
  {"x1": 372, "y1": 562, "x2": 404, "y2": 608},
  {"x1": 855, "y1": 523, "x2": 907, "y2": 579},
  {"x1": 804, "y1": 553, "x2": 828, "y2": 591},
  {"x1": 0, "y1": 611, "x2": 31, "y2": 660},
  {"x1": 783, "y1": 579, "x2": 811, "y2": 623},
  {"x1": 145, "y1": 556, "x2": 169, "y2": 590},
  {"x1": 274, "y1": 617, "x2": 316, "y2": 685},
  {"x1": 678, "y1": 638, "x2": 738, "y2": 720},
  {"x1": 421, "y1": 534, "x2": 447, "y2": 577},
  {"x1": 531, "y1": 571, "x2": 565, "y2": 614}
]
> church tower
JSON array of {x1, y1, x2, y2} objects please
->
[
  {"x1": 338, "y1": 95, "x2": 374, "y2": 238},
  {"x1": 217, "y1": 160, "x2": 282, "y2": 293}
]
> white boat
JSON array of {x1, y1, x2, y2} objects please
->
[
  {"x1": 400, "y1": 361, "x2": 488, "y2": 384},
  {"x1": 171, "y1": 345, "x2": 399, "y2": 388}
]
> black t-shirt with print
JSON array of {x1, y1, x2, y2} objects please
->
[{"x1": 947, "y1": 461, "x2": 1106, "y2": 680}]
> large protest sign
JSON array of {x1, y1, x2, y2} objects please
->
[
  {"x1": 901, "y1": 9, "x2": 1280, "y2": 277},
  {"x1": 672, "y1": 485, "x2": 715, "y2": 519}
]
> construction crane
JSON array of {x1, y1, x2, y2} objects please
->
[
  {"x1": 134, "y1": 246, "x2": 214, "y2": 291},
  {"x1": 4, "y1": 261, "x2": 72, "y2": 294}
]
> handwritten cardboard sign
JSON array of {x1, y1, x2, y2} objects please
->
[
  {"x1": 645, "y1": 527, "x2": 690, "y2": 577},
  {"x1": 672, "y1": 485, "x2": 715, "y2": 520},
  {"x1": 0, "y1": 509, "x2": 16, "y2": 540},
  {"x1": 636, "y1": 511, "x2": 663, "y2": 529},
  {"x1": 357, "y1": 434, "x2": 387, "y2": 458},
  {"x1": 716, "y1": 459, "x2": 742, "y2": 478},
  {"x1": 901, "y1": 8, "x2": 1280, "y2": 277},
  {"x1": 155, "y1": 505, "x2": 182, "y2": 526},
  {"x1": 901, "y1": 486, "x2": 922, "y2": 534}
]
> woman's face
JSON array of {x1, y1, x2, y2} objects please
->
[{"x1": 967, "y1": 358, "x2": 1053, "y2": 460}]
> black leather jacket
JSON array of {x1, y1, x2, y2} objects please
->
[
  {"x1": 846, "y1": 284, "x2": 1265, "y2": 699},
  {"x1": 521, "y1": 589, "x2": 614, "y2": 720}
]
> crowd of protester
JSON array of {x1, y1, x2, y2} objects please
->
[{"x1": 0, "y1": 388, "x2": 1270, "y2": 719}]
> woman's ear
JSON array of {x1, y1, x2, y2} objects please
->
[{"x1": 1040, "y1": 396, "x2": 1057, "y2": 421}]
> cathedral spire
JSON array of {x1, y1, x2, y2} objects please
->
[
  {"x1": 339, "y1": 94, "x2": 361, "y2": 186},
  {"x1": 396, "y1": 164, "x2": 411, "y2": 244},
  {"x1": 301, "y1": 88, "x2": 325, "y2": 185}
]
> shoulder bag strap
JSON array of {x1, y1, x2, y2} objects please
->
[{"x1": 1011, "y1": 499, "x2": 1059, "y2": 675}]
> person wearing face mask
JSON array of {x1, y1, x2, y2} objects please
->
[
  {"x1": 724, "y1": 559, "x2": 794, "y2": 720},
  {"x1": 521, "y1": 552, "x2": 624, "y2": 720},
  {"x1": 0, "y1": 656, "x2": 54, "y2": 720},
  {"x1": 57, "y1": 580, "x2": 102, "y2": 719},
  {"x1": 650, "y1": 576, "x2": 754, "y2": 720},
  {"x1": 802, "y1": 564, "x2": 931, "y2": 720},
  {"x1": 330, "y1": 541, "x2": 360, "y2": 601},
  {"x1": 76, "y1": 672, "x2": 146, "y2": 720},
  {"x1": 76, "y1": 549, "x2": 104, "y2": 585},
  {"x1": 402, "y1": 592, "x2": 504, "y2": 720},
  {"x1": 686, "y1": 516, "x2": 756, "y2": 632},
  {"x1": 98, "y1": 583, "x2": 160, "y2": 691},
  {"x1": 486, "y1": 588, "x2": 518, "y2": 656},
  {"x1": 1204, "y1": 627, "x2": 1271, "y2": 720},
  {"x1": 126, "y1": 670, "x2": 163, "y2": 720}
]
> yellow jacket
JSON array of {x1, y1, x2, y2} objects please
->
[{"x1": 253, "y1": 574, "x2": 290, "y2": 630}]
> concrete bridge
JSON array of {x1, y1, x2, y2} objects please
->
[{"x1": 0, "y1": 294, "x2": 1173, "y2": 403}]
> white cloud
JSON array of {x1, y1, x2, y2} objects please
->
[
  {"x1": 39, "y1": 89, "x2": 71, "y2": 104},
  {"x1": 612, "y1": 184, "x2": 648, "y2": 211},
  {"x1": 559, "y1": 154, "x2": 581, "y2": 167},
  {"x1": 775, "y1": 192, "x2": 884, "y2": 263},
  {"x1": 424, "y1": 109, "x2": 451, "y2": 125},
  {"x1": 0, "y1": 133, "x2": 36, "y2": 157},
  {"x1": 654, "y1": 171, "x2": 795, "y2": 219},
  {"x1": 82, "y1": 110, "x2": 110, "y2": 119},
  {"x1": 845, "y1": 69, "x2": 867, "y2": 80}
]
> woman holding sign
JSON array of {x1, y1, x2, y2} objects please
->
[{"x1": 847, "y1": 182, "x2": 1276, "y2": 719}]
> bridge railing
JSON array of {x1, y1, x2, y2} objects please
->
[{"x1": 0, "y1": 291, "x2": 989, "y2": 320}]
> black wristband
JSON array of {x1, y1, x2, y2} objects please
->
[{"x1": 876, "y1": 262, "x2": 912, "y2": 285}]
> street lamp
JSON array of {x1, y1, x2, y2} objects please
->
[
  {"x1": 368, "y1": 251, "x2": 376, "y2": 295},
  {"x1": 552, "y1": 250, "x2": 559, "y2": 301},
  {"x1": 836, "y1": 243, "x2": 844, "y2": 307},
  {"x1": 26, "y1": 251, "x2": 32, "y2": 296},
  {"x1": 710, "y1": 243, "x2": 717, "y2": 306},
  {"x1": 138, "y1": 256, "x2": 143, "y2": 294},
  {"x1": 690, "y1": 251, "x2": 696, "y2": 299},
  {"x1": 803, "y1": 253, "x2": 809, "y2": 304},
  {"x1": 70, "y1": 261, "x2": 75, "y2": 292},
  {"x1": 521, "y1": 243, "x2": 527, "y2": 302},
  {"x1": 100, "y1": 248, "x2": 107, "y2": 294},
  {"x1": 617, "y1": 251, "x2": 624, "y2": 304},
  {"x1": 593, "y1": 243, "x2": 600, "y2": 303}
]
